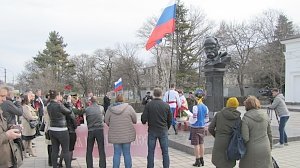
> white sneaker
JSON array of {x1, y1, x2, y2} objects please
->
[{"x1": 274, "y1": 143, "x2": 284, "y2": 148}]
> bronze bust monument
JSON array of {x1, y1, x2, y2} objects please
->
[{"x1": 203, "y1": 37, "x2": 231, "y2": 68}]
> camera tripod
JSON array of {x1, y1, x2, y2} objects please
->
[{"x1": 267, "y1": 108, "x2": 279, "y2": 124}]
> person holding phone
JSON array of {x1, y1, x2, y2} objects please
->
[{"x1": 0, "y1": 85, "x2": 22, "y2": 168}]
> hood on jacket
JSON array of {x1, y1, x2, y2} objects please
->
[
  {"x1": 244, "y1": 109, "x2": 265, "y2": 122},
  {"x1": 276, "y1": 93, "x2": 285, "y2": 101},
  {"x1": 221, "y1": 107, "x2": 241, "y2": 120},
  {"x1": 109, "y1": 103, "x2": 129, "y2": 115}
]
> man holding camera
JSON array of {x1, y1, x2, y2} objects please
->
[
  {"x1": 142, "y1": 91, "x2": 153, "y2": 105},
  {"x1": 1, "y1": 86, "x2": 23, "y2": 128},
  {"x1": 0, "y1": 86, "x2": 22, "y2": 168},
  {"x1": 268, "y1": 88, "x2": 290, "y2": 148}
]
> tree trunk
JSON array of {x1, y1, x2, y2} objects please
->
[
  {"x1": 237, "y1": 74, "x2": 245, "y2": 97},
  {"x1": 156, "y1": 55, "x2": 163, "y2": 88}
]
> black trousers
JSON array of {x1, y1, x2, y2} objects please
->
[
  {"x1": 49, "y1": 130, "x2": 71, "y2": 168},
  {"x1": 86, "y1": 129, "x2": 106, "y2": 168}
]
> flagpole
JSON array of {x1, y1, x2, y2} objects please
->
[
  {"x1": 169, "y1": 1, "x2": 177, "y2": 88},
  {"x1": 169, "y1": 32, "x2": 175, "y2": 88}
]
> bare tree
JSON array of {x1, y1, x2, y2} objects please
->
[
  {"x1": 70, "y1": 54, "x2": 98, "y2": 95},
  {"x1": 250, "y1": 10, "x2": 298, "y2": 89},
  {"x1": 216, "y1": 21, "x2": 262, "y2": 96},
  {"x1": 94, "y1": 48, "x2": 116, "y2": 94},
  {"x1": 17, "y1": 61, "x2": 63, "y2": 92},
  {"x1": 114, "y1": 43, "x2": 144, "y2": 100}
]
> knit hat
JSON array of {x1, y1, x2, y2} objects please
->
[{"x1": 226, "y1": 97, "x2": 239, "y2": 108}]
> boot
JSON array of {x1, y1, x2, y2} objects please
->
[
  {"x1": 58, "y1": 154, "x2": 63, "y2": 167},
  {"x1": 200, "y1": 157, "x2": 204, "y2": 166},
  {"x1": 193, "y1": 158, "x2": 200, "y2": 167},
  {"x1": 47, "y1": 145, "x2": 52, "y2": 166},
  {"x1": 173, "y1": 125, "x2": 178, "y2": 135},
  {"x1": 70, "y1": 151, "x2": 77, "y2": 160}
]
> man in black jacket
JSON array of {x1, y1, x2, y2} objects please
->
[
  {"x1": 142, "y1": 91, "x2": 153, "y2": 105},
  {"x1": 103, "y1": 92, "x2": 111, "y2": 113},
  {"x1": 33, "y1": 89, "x2": 44, "y2": 136},
  {"x1": 141, "y1": 87, "x2": 172, "y2": 168},
  {"x1": 1, "y1": 86, "x2": 23, "y2": 127}
]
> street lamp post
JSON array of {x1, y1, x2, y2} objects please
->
[{"x1": 0, "y1": 67, "x2": 6, "y2": 83}]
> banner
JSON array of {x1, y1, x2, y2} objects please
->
[{"x1": 74, "y1": 123, "x2": 162, "y2": 159}]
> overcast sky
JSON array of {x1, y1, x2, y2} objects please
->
[{"x1": 0, "y1": 0, "x2": 299, "y2": 84}]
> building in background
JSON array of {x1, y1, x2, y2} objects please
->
[{"x1": 281, "y1": 35, "x2": 300, "y2": 103}]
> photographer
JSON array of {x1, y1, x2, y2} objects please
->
[
  {"x1": 58, "y1": 94, "x2": 78, "y2": 167},
  {"x1": 268, "y1": 88, "x2": 290, "y2": 148},
  {"x1": 142, "y1": 91, "x2": 153, "y2": 105},
  {"x1": 0, "y1": 86, "x2": 23, "y2": 168},
  {"x1": 1, "y1": 86, "x2": 23, "y2": 127}
]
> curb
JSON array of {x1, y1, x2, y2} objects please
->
[{"x1": 169, "y1": 135, "x2": 300, "y2": 156}]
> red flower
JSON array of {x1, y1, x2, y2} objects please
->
[{"x1": 64, "y1": 85, "x2": 72, "y2": 91}]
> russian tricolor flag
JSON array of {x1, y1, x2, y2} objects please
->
[
  {"x1": 114, "y1": 78, "x2": 123, "y2": 92},
  {"x1": 145, "y1": 0, "x2": 176, "y2": 50}
]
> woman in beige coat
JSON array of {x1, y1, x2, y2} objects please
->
[
  {"x1": 21, "y1": 94, "x2": 38, "y2": 157},
  {"x1": 239, "y1": 96, "x2": 272, "y2": 168},
  {"x1": 105, "y1": 94, "x2": 137, "y2": 168}
]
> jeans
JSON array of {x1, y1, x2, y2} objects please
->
[
  {"x1": 170, "y1": 108, "x2": 176, "y2": 126},
  {"x1": 86, "y1": 129, "x2": 106, "y2": 168},
  {"x1": 147, "y1": 131, "x2": 169, "y2": 168},
  {"x1": 279, "y1": 116, "x2": 289, "y2": 144},
  {"x1": 49, "y1": 130, "x2": 71, "y2": 168},
  {"x1": 113, "y1": 143, "x2": 132, "y2": 168}
]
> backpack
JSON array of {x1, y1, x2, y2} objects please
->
[{"x1": 226, "y1": 118, "x2": 246, "y2": 160}]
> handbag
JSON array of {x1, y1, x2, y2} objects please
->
[
  {"x1": 29, "y1": 120, "x2": 38, "y2": 129},
  {"x1": 23, "y1": 105, "x2": 39, "y2": 129},
  {"x1": 272, "y1": 156, "x2": 279, "y2": 168}
]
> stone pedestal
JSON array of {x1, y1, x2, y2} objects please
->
[{"x1": 203, "y1": 67, "x2": 226, "y2": 116}]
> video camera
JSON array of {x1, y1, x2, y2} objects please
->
[{"x1": 258, "y1": 87, "x2": 274, "y2": 103}]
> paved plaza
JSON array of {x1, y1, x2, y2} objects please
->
[
  {"x1": 21, "y1": 136, "x2": 300, "y2": 168},
  {"x1": 22, "y1": 106, "x2": 300, "y2": 168}
]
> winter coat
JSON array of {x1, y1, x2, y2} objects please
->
[
  {"x1": 47, "y1": 100, "x2": 71, "y2": 128},
  {"x1": 21, "y1": 105, "x2": 38, "y2": 137},
  {"x1": 85, "y1": 103, "x2": 105, "y2": 131},
  {"x1": 239, "y1": 109, "x2": 272, "y2": 168},
  {"x1": 105, "y1": 103, "x2": 137, "y2": 144},
  {"x1": 208, "y1": 107, "x2": 241, "y2": 168},
  {"x1": 1, "y1": 98, "x2": 23, "y2": 127},
  {"x1": 0, "y1": 109, "x2": 22, "y2": 168}
]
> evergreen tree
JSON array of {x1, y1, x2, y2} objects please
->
[
  {"x1": 252, "y1": 14, "x2": 295, "y2": 90},
  {"x1": 275, "y1": 15, "x2": 294, "y2": 40},
  {"x1": 33, "y1": 31, "x2": 72, "y2": 83},
  {"x1": 173, "y1": 1, "x2": 206, "y2": 89}
]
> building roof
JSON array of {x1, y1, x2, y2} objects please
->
[{"x1": 280, "y1": 35, "x2": 300, "y2": 43}]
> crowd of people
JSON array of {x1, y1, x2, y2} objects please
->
[{"x1": 0, "y1": 84, "x2": 290, "y2": 168}]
